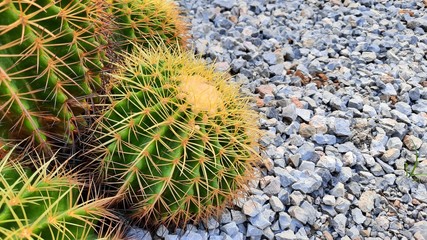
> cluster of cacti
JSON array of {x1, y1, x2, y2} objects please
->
[
  {"x1": 0, "y1": 0, "x2": 259, "y2": 234},
  {"x1": 0, "y1": 150, "x2": 120, "y2": 239},
  {"x1": 0, "y1": 0, "x2": 187, "y2": 154},
  {"x1": 91, "y1": 45, "x2": 259, "y2": 227}
]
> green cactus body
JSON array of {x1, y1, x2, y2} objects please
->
[
  {"x1": 0, "y1": 151, "x2": 117, "y2": 240},
  {"x1": 94, "y1": 46, "x2": 259, "y2": 227},
  {"x1": 0, "y1": 0, "x2": 105, "y2": 153},
  {"x1": 105, "y1": 0, "x2": 188, "y2": 52}
]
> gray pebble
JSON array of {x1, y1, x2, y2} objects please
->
[
  {"x1": 279, "y1": 212, "x2": 292, "y2": 229},
  {"x1": 206, "y1": 217, "x2": 220, "y2": 230},
  {"x1": 274, "y1": 167, "x2": 297, "y2": 187},
  {"x1": 156, "y1": 225, "x2": 169, "y2": 238},
  {"x1": 409, "y1": 88, "x2": 421, "y2": 101},
  {"x1": 276, "y1": 230, "x2": 297, "y2": 240},
  {"x1": 335, "y1": 197, "x2": 351, "y2": 213},
  {"x1": 331, "y1": 214, "x2": 347, "y2": 236},
  {"x1": 270, "y1": 196, "x2": 285, "y2": 212},
  {"x1": 348, "y1": 97, "x2": 364, "y2": 110},
  {"x1": 231, "y1": 210, "x2": 247, "y2": 224},
  {"x1": 262, "y1": 176, "x2": 281, "y2": 195},
  {"x1": 391, "y1": 109, "x2": 411, "y2": 124},
  {"x1": 301, "y1": 201, "x2": 318, "y2": 225},
  {"x1": 361, "y1": 52, "x2": 377, "y2": 62},
  {"x1": 262, "y1": 52, "x2": 279, "y2": 65},
  {"x1": 220, "y1": 209, "x2": 232, "y2": 224},
  {"x1": 269, "y1": 63, "x2": 285, "y2": 76},
  {"x1": 292, "y1": 171, "x2": 322, "y2": 193},
  {"x1": 181, "y1": 231, "x2": 203, "y2": 240},
  {"x1": 263, "y1": 227, "x2": 275, "y2": 240},
  {"x1": 403, "y1": 135, "x2": 423, "y2": 150},
  {"x1": 299, "y1": 123, "x2": 317, "y2": 138},
  {"x1": 323, "y1": 195, "x2": 336, "y2": 206},
  {"x1": 343, "y1": 152, "x2": 356, "y2": 167},
  {"x1": 321, "y1": 204, "x2": 337, "y2": 217},
  {"x1": 347, "y1": 225, "x2": 360, "y2": 238},
  {"x1": 317, "y1": 156, "x2": 339, "y2": 172},
  {"x1": 370, "y1": 134, "x2": 388, "y2": 156},
  {"x1": 312, "y1": 134, "x2": 337, "y2": 145},
  {"x1": 337, "y1": 167, "x2": 353, "y2": 183},
  {"x1": 358, "y1": 191, "x2": 377, "y2": 213},
  {"x1": 346, "y1": 182, "x2": 361, "y2": 196},
  {"x1": 370, "y1": 163, "x2": 385, "y2": 177},
  {"x1": 127, "y1": 228, "x2": 152, "y2": 240},
  {"x1": 282, "y1": 104, "x2": 298, "y2": 122},
  {"x1": 410, "y1": 221, "x2": 427, "y2": 239},
  {"x1": 386, "y1": 137, "x2": 403, "y2": 150},
  {"x1": 351, "y1": 208, "x2": 367, "y2": 224},
  {"x1": 382, "y1": 83, "x2": 397, "y2": 95},
  {"x1": 299, "y1": 161, "x2": 315, "y2": 172},
  {"x1": 296, "y1": 108, "x2": 312, "y2": 122},
  {"x1": 330, "y1": 117, "x2": 352, "y2": 137},
  {"x1": 310, "y1": 115, "x2": 328, "y2": 134},
  {"x1": 242, "y1": 200, "x2": 263, "y2": 217},
  {"x1": 395, "y1": 102, "x2": 412, "y2": 116},
  {"x1": 330, "y1": 182, "x2": 346, "y2": 197},
  {"x1": 249, "y1": 212, "x2": 271, "y2": 229},
  {"x1": 289, "y1": 191, "x2": 305, "y2": 206},
  {"x1": 381, "y1": 148, "x2": 400, "y2": 162},
  {"x1": 164, "y1": 235, "x2": 179, "y2": 240},
  {"x1": 208, "y1": 236, "x2": 222, "y2": 240},
  {"x1": 289, "y1": 154, "x2": 301, "y2": 168},
  {"x1": 246, "y1": 224, "x2": 263, "y2": 237},
  {"x1": 213, "y1": 0, "x2": 236, "y2": 9},
  {"x1": 363, "y1": 105, "x2": 377, "y2": 117},
  {"x1": 413, "y1": 184, "x2": 427, "y2": 203},
  {"x1": 374, "y1": 216, "x2": 390, "y2": 231},
  {"x1": 297, "y1": 143, "x2": 316, "y2": 161}
]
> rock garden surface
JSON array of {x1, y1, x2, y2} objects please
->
[{"x1": 128, "y1": 0, "x2": 427, "y2": 239}]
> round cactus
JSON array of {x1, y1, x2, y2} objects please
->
[
  {"x1": 0, "y1": 0, "x2": 106, "y2": 154},
  {"x1": 0, "y1": 150, "x2": 121, "y2": 240},
  {"x1": 102, "y1": 0, "x2": 188, "y2": 53},
  {"x1": 91, "y1": 45, "x2": 259, "y2": 227}
]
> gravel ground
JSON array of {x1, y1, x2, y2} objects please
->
[{"x1": 128, "y1": 0, "x2": 427, "y2": 239}]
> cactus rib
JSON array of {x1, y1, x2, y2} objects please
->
[
  {"x1": 0, "y1": 0, "x2": 105, "y2": 153},
  {"x1": 101, "y1": 0, "x2": 188, "y2": 53},
  {"x1": 0, "y1": 150, "x2": 121, "y2": 240}
]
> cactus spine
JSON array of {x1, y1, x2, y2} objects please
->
[
  {"x1": 92, "y1": 45, "x2": 259, "y2": 227},
  {"x1": 0, "y1": 150, "x2": 119, "y2": 240},
  {"x1": 0, "y1": 0, "x2": 105, "y2": 153}
]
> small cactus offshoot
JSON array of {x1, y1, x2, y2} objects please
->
[
  {"x1": 0, "y1": 149, "x2": 120, "y2": 240},
  {"x1": 91, "y1": 44, "x2": 259, "y2": 227}
]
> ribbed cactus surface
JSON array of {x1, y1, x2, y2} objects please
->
[
  {"x1": 104, "y1": 0, "x2": 188, "y2": 52},
  {"x1": 0, "y1": 151, "x2": 116, "y2": 240},
  {"x1": 93, "y1": 45, "x2": 259, "y2": 227},
  {"x1": 0, "y1": 0, "x2": 105, "y2": 153}
]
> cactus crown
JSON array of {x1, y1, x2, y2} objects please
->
[{"x1": 91, "y1": 44, "x2": 259, "y2": 227}]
